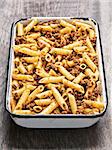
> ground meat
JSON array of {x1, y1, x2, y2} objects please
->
[
  {"x1": 15, "y1": 36, "x2": 27, "y2": 45},
  {"x1": 26, "y1": 102, "x2": 35, "y2": 110},
  {"x1": 74, "y1": 91, "x2": 84, "y2": 100}
]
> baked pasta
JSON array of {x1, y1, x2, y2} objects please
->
[{"x1": 11, "y1": 18, "x2": 104, "y2": 115}]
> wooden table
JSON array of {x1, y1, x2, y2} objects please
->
[{"x1": 0, "y1": 0, "x2": 111, "y2": 149}]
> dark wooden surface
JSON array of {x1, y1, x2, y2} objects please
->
[{"x1": 0, "y1": 0, "x2": 112, "y2": 149}]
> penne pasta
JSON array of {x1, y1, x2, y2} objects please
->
[
  {"x1": 38, "y1": 38, "x2": 51, "y2": 47},
  {"x1": 63, "y1": 41, "x2": 82, "y2": 49},
  {"x1": 83, "y1": 100, "x2": 104, "y2": 111},
  {"x1": 73, "y1": 72, "x2": 85, "y2": 84},
  {"x1": 12, "y1": 80, "x2": 19, "y2": 90},
  {"x1": 36, "y1": 90, "x2": 52, "y2": 99},
  {"x1": 13, "y1": 68, "x2": 19, "y2": 74},
  {"x1": 39, "y1": 76, "x2": 64, "y2": 84},
  {"x1": 57, "y1": 65, "x2": 75, "y2": 80},
  {"x1": 21, "y1": 56, "x2": 38, "y2": 63},
  {"x1": 41, "y1": 47, "x2": 49, "y2": 55},
  {"x1": 26, "y1": 32, "x2": 41, "y2": 39},
  {"x1": 12, "y1": 74, "x2": 34, "y2": 81},
  {"x1": 13, "y1": 46, "x2": 41, "y2": 57},
  {"x1": 73, "y1": 20, "x2": 92, "y2": 29},
  {"x1": 82, "y1": 52, "x2": 97, "y2": 72},
  {"x1": 84, "y1": 81, "x2": 95, "y2": 98},
  {"x1": 50, "y1": 48, "x2": 73, "y2": 55},
  {"x1": 17, "y1": 22, "x2": 24, "y2": 36},
  {"x1": 68, "y1": 93, "x2": 77, "y2": 114},
  {"x1": 60, "y1": 20, "x2": 76, "y2": 31},
  {"x1": 12, "y1": 86, "x2": 26, "y2": 99},
  {"x1": 33, "y1": 106, "x2": 42, "y2": 113},
  {"x1": 39, "y1": 36, "x2": 54, "y2": 45},
  {"x1": 63, "y1": 79, "x2": 84, "y2": 93},
  {"x1": 45, "y1": 53, "x2": 53, "y2": 62},
  {"x1": 18, "y1": 61, "x2": 27, "y2": 74},
  {"x1": 51, "y1": 86, "x2": 68, "y2": 111},
  {"x1": 49, "y1": 69, "x2": 58, "y2": 76},
  {"x1": 26, "y1": 84, "x2": 37, "y2": 91},
  {"x1": 39, "y1": 100, "x2": 58, "y2": 114},
  {"x1": 85, "y1": 68, "x2": 98, "y2": 81},
  {"x1": 60, "y1": 27, "x2": 72, "y2": 34},
  {"x1": 26, "y1": 85, "x2": 44, "y2": 105},
  {"x1": 74, "y1": 46, "x2": 88, "y2": 52},
  {"x1": 13, "y1": 110, "x2": 35, "y2": 115},
  {"x1": 66, "y1": 88, "x2": 73, "y2": 94},
  {"x1": 14, "y1": 44, "x2": 38, "y2": 51},
  {"x1": 88, "y1": 29, "x2": 95, "y2": 39},
  {"x1": 24, "y1": 19, "x2": 38, "y2": 33},
  {"x1": 66, "y1": 60, "x2": 74, "y2": 67},
  {"x1": 34, "y1": 25, "x2": 53, "y2": 32},
  {"x1": 10, "y1": 97, "x2": 16, "y2": 112},
  {"x1": 36, "y1": 68, "x2": 50, "y2": 77},
  {"x1": 15, "y1": 89, "x2": 30, "y2": 110},
  {"x1": 35, "y1": 98, "x2": 52, "y2": 106},
  {"x1": 26, "y1": 64, "x2": 34, "y2": 74},
  {"x1": 80, "y1": 63, "x2": 87, "y2": 70},
  {"x1": 86, "y1": 36, "x2": 95, "y2": 53}
]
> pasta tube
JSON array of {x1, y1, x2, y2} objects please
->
[
  {"x1": 41, "y1": 47, "x2": 49, "y2": 55},
  {"x1": 39, "y1": 76, "x2": 64, "y2": 84},
  {"x1": 36, "y1": 68, "x2": 50, "y2": 77},
  {"x1": 40, "y1": 36, "x2": 54, "y2": 45},
  {"x1": 21, "y1": 56, "x2": 38, "y2": 63},
  {"x1": 12, "y1": 86, "x2": 26, "y2": 99},
  {"x1": 15, "y1": 89, "x2": 30, "y2": 110},
  {"x1": 60, "y1": 27, "x2": 72, "y2": 34},
  {"x1": 51, "y1": 86, "x2": 68, "y2": 111},
  {"x1": 62, "y1": 79, "x2": 84, "y2": 93},
  {"x1": 13, "y1": 110, "x2": 35, "y2": 115},
  {"x1": 17, "y1": 22, "x2": 24, "y2": 36},
  {"x1": 24, "y1": 19, "x2": 38, "y2": 33},
  {"x1": 12, "y1": 74, "x2": 34, "y2": 81},
  {"x1": 73, "y1": 72, "x2": 85, "y2": 84},
  {"x1": 18, "y1": 62, "x2": 27, "y2": 74},
  {"x1": 13, "y1": 46, "x2": 41, "y2": 56},
  {"x1": 38, "y1": 38, "x2": 51, "y2": 47},
  {"x1": 14, "y1": 44, "x2": 38, "y2": 51},
  {"x1": 34, "y1": 25, "x2": 53, "y2": 32},
  {"x1": 86, "y1": 36, "x2": 95, "y2": 53},
  {"x1": 60, "y1": 20, "x2": 76, "y2": 31},
  {"x1": 82, "y1": 52, "x2": 97, "y2": 72},
  {"x1": 35, "y1": 99, "x2": 52, "y2": 106},
  {"x1": 68, "y1": 93, "x2": 77, "y2": 114},
  {"x1": 58, "y1": 65, "x2": 75, "y2": 80},
  {"x1": 36, "y1": 90, "x2": 52, "y2": 99},
  {"x1": 26, "y1": 32, "x2": 41, "y2": 39},
  {"x1": 39, "y1": 100, "x2": 58, "y2": 114},
  {"x1": 49, "y1": 69, "x2": 58, "y2": 76},
  {"x1": 26, "y1": 85, "x2": 44, "y2": 105},
  {"x1": 12, "y1": 80, "x2": 19, "y2": 90},
  {"x1": 83, "y1": 100, "x2": 104, "y2": 111},
  {"x1": 10, "y1": 97, "x2": 16, "y2": 112},
  {"x1": 33, "y1": 106, "x2": 42, "y2": 113},
  {"x1": 26, "y1": 64, "x2": 34, "y2": 74},
  {"x1": 50, "y1": 48, "x2": 73, "y2": 55},
  {"x1": 26, "y1": 84, "x2": 37, "y2": 91},
  {"x1": 63, "y1": 41, "x2": 82, "y2": 49}
]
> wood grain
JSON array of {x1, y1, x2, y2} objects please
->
[{"x1": 0, "y1": 0, "x2": 112, "y2": 149}]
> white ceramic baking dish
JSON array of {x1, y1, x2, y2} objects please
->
[{"x1": 5, "y1": 17, "x2": 108, "y2": 128}]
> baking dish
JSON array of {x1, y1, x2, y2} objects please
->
[{"x1": 5, "y1": 17, "x2": 108, "y2": 128}]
